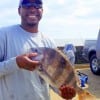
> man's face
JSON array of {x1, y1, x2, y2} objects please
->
[{"x1": 18, "y1": 3, "x2": 43, "y2": 27}]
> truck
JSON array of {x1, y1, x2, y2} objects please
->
[{"x1": 82, "y1": 39, "x2": 100, "y2": 75}]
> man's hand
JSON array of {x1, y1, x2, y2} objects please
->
[
  {"x1": 16, "y1": 53, "x2": 40, "y2": 71},
  {"x1": 59, "y1": 85, "x2": 76, "y2": 100}
]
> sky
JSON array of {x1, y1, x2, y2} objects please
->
[{"x1": 0, "y1": 0, "x2": 100, "y2": 42}]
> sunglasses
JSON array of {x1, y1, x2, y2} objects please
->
[{"x1": 21, "y1": 3, "x2": 42, "y2": 9}]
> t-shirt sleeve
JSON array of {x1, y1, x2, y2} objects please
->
[{"x1": 0, "y1": 29, "x2": 19, "y2": 78}]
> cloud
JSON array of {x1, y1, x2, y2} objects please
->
[
  {"x1": 58, "y1": 0, "x2": 65, "y2": 5},
  {"x1": 0, "y1": 6, "x2": 20, "y2": 27},
  {"x1": 72, "y1": 0, "x2": 100, "y2": 17},
  {"x1": 0, "y1": 0, "x2": 100, "y2": 40}
]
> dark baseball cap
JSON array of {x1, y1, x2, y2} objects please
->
[{"x1": 19, "y1": 0, "x2": 43, "y2": 8}]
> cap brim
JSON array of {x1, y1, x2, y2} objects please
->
[{"x1": 19, "y1": 2, "x2": 42, "y2": 8}]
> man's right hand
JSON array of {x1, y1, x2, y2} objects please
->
[{"x1": 16, "y1": 53, "x2": 40, "y2": 71}]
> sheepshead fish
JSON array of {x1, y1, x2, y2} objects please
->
[{"x1": 32, "y1": 47, "x2": 96, "y2": 100}]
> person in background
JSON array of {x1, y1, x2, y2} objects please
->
[
  {"x1": 0, "y1": 0, "x2": 76, "y2": 100},
  {"x1": 63, "y1": 44, "x2": 76, "y2": 66}
]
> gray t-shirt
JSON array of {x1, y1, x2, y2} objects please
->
[{"x1": 0, "y1": 25, "x2": 56, "y2": 100}]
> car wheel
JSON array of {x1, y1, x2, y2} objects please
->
[{"x1": 90, "y1": 54, "x2": 100, "y2": 75}]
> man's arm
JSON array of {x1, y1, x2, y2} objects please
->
[
  {"x1": 0, "y1": 57, "x2": 19, "y2": 78},
  {"x1": 0, "y1": 31, "x2": 19, "y2": 78},
  {"x1": 0, "y1": 53, "x2": 40, "y2": 78}
]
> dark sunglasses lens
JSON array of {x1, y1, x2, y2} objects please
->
[
  {"x1": 22, "y1": 3, "x2": 42, "y2": 9},
  {"x1": 35, "y1": 4, "x2": 42, "y2": 9}
]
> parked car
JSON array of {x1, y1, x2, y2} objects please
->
[
  {"x1": 82, "y1": 30, "x2": 100, "y2": 75},
  {"x1": 96, "y1": 29, "x2": 100, "y2": 75}
]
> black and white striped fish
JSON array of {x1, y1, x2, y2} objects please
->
[{"x1": 32, "y1": 47, "x2": 96, "y2": 100}]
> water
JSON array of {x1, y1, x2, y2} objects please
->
[{"x1": 54, "y1": 38, "x2": 85, "y2": 47}]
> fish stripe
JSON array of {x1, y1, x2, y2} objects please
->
[
  {"x1": 52, "y1": 57, "x2": 67, "y2": 80},
  {"x1": 64, "y1": 71, "x2": 75, "y2": 85}
]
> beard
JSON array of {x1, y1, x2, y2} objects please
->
[
  {"x1": 27, "y1": 22, "x2": 37, "y2": 27},
  {"x1": 26, "y1": 17, "x2": 40, "y2": 27}
]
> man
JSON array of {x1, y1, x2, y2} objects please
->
[
  {"x1": 63, "y1": 44, "x2": 76, "y2": 66},
  {"x1": 0, "y1": 0, "x2": 76, "y2": 100}
]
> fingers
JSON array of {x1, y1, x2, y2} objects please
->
[
  {"x1": 26, "y1": 52, "x2": 38, "y2": 58},
  {"x1": 16, "y1": 53, "x2": 41, "y2": 71},
  {"x1": 24, "y1": 58, "x2": 40, "y2": 71},
  {"x1": 25, "y1": 53, "x2": 41, "y2": 65}
]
